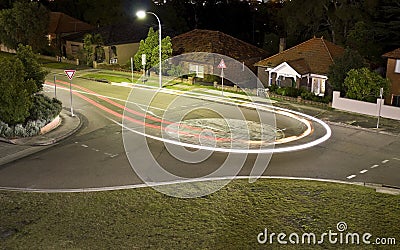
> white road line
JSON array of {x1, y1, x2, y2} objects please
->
[
  {"x1": 393, "y1": 158, "x2": 400, "y2": 161},
  {"x1": 81, "y1": 144, "x2": 89, "y2": 148},
  {"x1": 110, "y1": 154, "x2": 119, "y2": 158},
  {"x1": 346, "y1": 175, "x2": 357, "y2": 180},
  {"x1": 359, "y1": 169, "x2": 368, "y2": 174},
  {"x1": 92, "y1": 148, "x2": 100, "y2": 152},
  {"x1": 382, "y1": 160, "x2": 389, "y2": 164},
  {"x1": 371, "y1": 165, "x2": 379, "y2": 169}
]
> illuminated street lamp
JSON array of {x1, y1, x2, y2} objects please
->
[{"x1": 136, "y1": 10, "x2": 162, "y2": 88}]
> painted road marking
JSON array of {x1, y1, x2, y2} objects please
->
[
  {"x1": 359, "y1": 169, "x2": 368, "y2": 174},
  {"x1": 393, "y1": 158, "x2": 400, "y2": 161},
  {"x1": 371, "y1": 165, "x2": 379, "y2": 169},
  {"x1": 347, "y1": 175, "x2": 357, "y2": 180},
  {"x1": 81, "y1": 144, "x2": 89, "y2": 148},
  {"x1": 382, "y1": 160, "x2": 389, "y2": 164}
]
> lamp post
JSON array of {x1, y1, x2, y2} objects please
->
[{"x1": 136, "y1": 10, "x2": 162, "y2": 88}]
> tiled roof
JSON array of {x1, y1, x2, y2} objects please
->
[
  {"x1": 49, "y1": 12, "x2": 93, "y2": 34},
  {"x1": 383, "y1": 48, "x2": 400, "y2": 59},
  {"x1": 255, "y1": 37, "x2": 344, "y2": 75},
  {"x1": 171, "y1": 29, "x2": 269, "y2": 68}
]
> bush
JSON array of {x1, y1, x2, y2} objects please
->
[
  {"x1": 0, "y1": 94, "x2": 62, "y2": 138},
  {"x1": 275, "y1": 86, "x2": 302, "y2": 97},
  {"x1": 28, "y1": 94, "x2": 62, "y2": 123}
]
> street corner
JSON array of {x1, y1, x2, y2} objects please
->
[{"x1": 12, "y1": 109, "x2": 83, "y2": 147}]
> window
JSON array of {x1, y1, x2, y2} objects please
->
[
  {"x1": 189, "y1": 64, "x2": 204, "y2": 78},
  {"x1": 312, "y1": 78, "x2": 326, "y2": 96},
  {"x1": 395, "y1": 59, "x2": 400, "y2": 73},
  {"x1": 71, "y1": 44, "x2": 80, "y2": 55}
]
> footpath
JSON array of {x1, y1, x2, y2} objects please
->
[{"x1": 0, "y1": 110, "x2": 82, "y2": 166}]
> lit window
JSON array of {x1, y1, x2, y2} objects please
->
[{"x1": 395, "y1": 59, "x2": 400, "y2": 73}]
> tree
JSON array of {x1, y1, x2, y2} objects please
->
[
  {"x1": 328, "y1": 49, "x2": 366, "y2": 95},
  {"x1": 0, "y1": 1, "x2": 49, "y2": 51},
  {"x1": 81, "y1": 33, "x2": 104, "y2": 66},
  {"x1": 16, "y1": 44, "x2": 48, "y2": 92},
  {"x1": 134, "y1": 28, "x2": 172, "y2": 71},
  {"x1": 346, "y1": 21, "x2": 382, "y2": 64},
  {"x1": 0, "y1": 58, "x2": 37, "y2": 125},
  {"x1": 344, "y1": 68, "x2": 389, "y2": 102}
]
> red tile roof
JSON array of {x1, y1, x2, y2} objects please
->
[
  {"x1": 255, "y1": 37, "x2": 344, "y2": 75},
  {"x1": 49, "y1": 12, "x2": 93, "y2": 35},
  {"x1": 383, "y1": 48, "x2": 400, "y2": 59},
  {"x1": 172, "y1": 29, "x2": 269, "y2": 69}
]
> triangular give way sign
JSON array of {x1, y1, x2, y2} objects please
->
[{"x1": 64, "y1": 70, "x2": 76, "y2": 80}]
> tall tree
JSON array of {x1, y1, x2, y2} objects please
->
[
  {"x1": 0, "y1": 1, "x2": 49, "y2": 51},
  {"x1": 16, "y1": 44, "x2": 48, "y2": 92},
  {"x1": 0, "y1": 58, "x2": 37, "y2": 125},
  {"x1": 328, "y1": 48, "x2": 366, "y2": 95},
  {"x1": 134, "y1": 28, "x2": 172, "y2": 72}
]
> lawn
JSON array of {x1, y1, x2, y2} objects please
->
[
  {"x1": 82, "y1": 73, "x2": 138, "y2": 83},
  {"x1": 1, "y1": 179, "x2": 398, "y2": 249}
]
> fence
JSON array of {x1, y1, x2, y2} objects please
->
[{"x1": 332, "y1": 91, "x2": 400, "y2": 121}]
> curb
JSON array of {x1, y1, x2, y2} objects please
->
[
  {"x1": 0, "y1": 111, "x2": 83, "y2": 166},
  {"x1": 0, "y1": 176, "x2": 398, "y2": 194}
]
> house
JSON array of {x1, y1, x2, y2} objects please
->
[
  {"x1": 171, "y1": 29, "x2": 269, "y2": 78},
  {"x1": 1, "y1": 12, "x2": 92, "y2": 54},
  {"x1": 255, "y1": 37, "x2": 344, "y2": 96},
  {"x1": 62, "y1": 22, "x2": 150, "y2": 65},
  {"x1": 48, "y1": 12, "x2": 93, "y2": 54},
  {"x1": 382, "y1": 48, "x2": 400, "y2": 106}
]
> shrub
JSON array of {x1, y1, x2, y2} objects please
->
[
  {"x1": 28, "y1": 94, "x2": 62, "y2": 123},
  {"x1": 0, "y1": 94, "x2": 62, "y2": 138}
]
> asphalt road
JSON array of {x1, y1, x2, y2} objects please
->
[{"x1": 0, "y1": 77, "x2": 399, "y2": 190}]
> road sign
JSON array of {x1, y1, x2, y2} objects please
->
[
  {"x1": 217, "y1": 59, "x2": 227, "y2": 69},
  {"x1": 64, "y1": 70, "x2": 76, "y2": 80},
  {"x1": 142, "y1": 54, "x2": 146, "y2": 66}
]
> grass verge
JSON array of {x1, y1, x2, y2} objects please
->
[{"x1": 1, "y1": 179, "x2": 399, "y2": 249}]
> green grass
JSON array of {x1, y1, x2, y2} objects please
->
[
  {"x1": 1, "y1": 179, "x2": 399, "y2": 249},
  {"x1": 82, "y1": 73, "x2": 138, "y2": 83},
  {"x1": 0, "y1": 51, "x2": 15, "y2": 59}
]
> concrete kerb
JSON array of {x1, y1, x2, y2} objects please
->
[
  {"x1": 0, "y1": 176, "x2": 398, "y2": 195},
  {"x1": 0, "y1": 110, "x2": 83, "y2": 166}
]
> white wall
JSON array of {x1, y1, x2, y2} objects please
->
[{"x1": 332, "y1": 91, "x2": 400, "y2": 120}]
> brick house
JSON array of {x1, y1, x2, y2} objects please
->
[
  {"x1": 171, "y1": 29, "x2": 269, "y2": 78},
  {"x1": 48, "y1": 12, "x2": 93, "y2": 55},
  {"x1": 255, "y1": 37, "x2": 344, "y2": 96},
  {"x1": 383, "y1": 48, "x2": 400, "y2": 106},
  {"x1": 62, "y1": 22, "x2": 150, "y2": 65}
]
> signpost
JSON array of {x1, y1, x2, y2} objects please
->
[
  {"x1": 377, "y1": 87, "x2": 384, "y2": 129},
  {"x1": 142, "y1": 54, "x2": 146, "y2": 84},
  {"x1": 64, "y1": 70, "x2": 76, "y2": 117},
  {"x1": 54, "y1": 75, "x2": 57, "y2": 98},
  {"x1": 218, "y1": 59, "x2": 227, "y2": 96},
  {"x1": 130, "y1": 57, "x2": 134, "y2": 84}
]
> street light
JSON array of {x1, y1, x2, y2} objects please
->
[{"x1": 136, "y1": 10, "x2": 162, "y2": 88}]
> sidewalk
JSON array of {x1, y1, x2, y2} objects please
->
[{"x1": 0, "y1": 110, "x2": 82, "y2": 166}]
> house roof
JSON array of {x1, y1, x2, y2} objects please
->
[
  {"x1": 49, "y1": 12, "x2": 93, "y2": 35},
  {"x1": 383, "y1": 48, "x2": 400, "y2": 59},
  {"x1": 171, "y1": 29, "x2": 269, "y2": 68},
  {"x1": 255, "y1": 37, "x2": 344, "y2": 75},
  {"x1": 62, "y1": 22, "x2": 152, "y2": 46}
]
